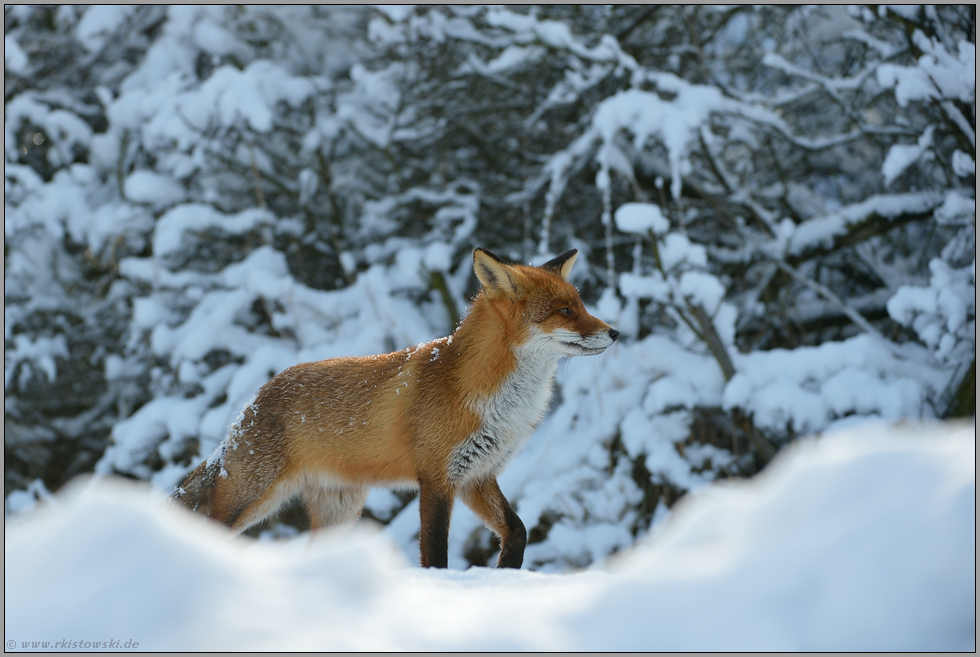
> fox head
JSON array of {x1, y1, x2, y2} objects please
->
[{"x1": 472, "y1": 247, "x2": 619, "y2": 356}]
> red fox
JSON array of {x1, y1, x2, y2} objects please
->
[{"x1": 174, "y1": 248, "x2": 618, "y2": 568}]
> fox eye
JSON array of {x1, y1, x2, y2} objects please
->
[{"x1": 558, "y1": 307, "x2": 573, "y2": 316}]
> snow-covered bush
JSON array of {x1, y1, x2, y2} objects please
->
[{"x1": 5, "y1": 6, "x2": 974, "y2": 572}]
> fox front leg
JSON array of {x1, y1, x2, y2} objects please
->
[
  {"x1": 418, "y1": 479, "x2": 454, "y2": 568},
  {"x1": 461, "y1": 477, "x2": 527, "y2": 569}
]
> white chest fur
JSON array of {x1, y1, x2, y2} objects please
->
[{"x1": 448, "y1": 329, "x2": 560, "y2": 486}]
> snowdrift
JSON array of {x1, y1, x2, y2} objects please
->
[{"x1": 5, "y1": 421, "x2": 974, "y2": 651}]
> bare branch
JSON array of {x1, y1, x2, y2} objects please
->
[
  {"x1": 761, "y1": 252, "x2": 905, "y2": 358},
  {"x1": 248, "y1": 146, "x2": 265, "y2": 208},
  {"x1": 687, "y1": 301, "x2": 736, "y2": 381}
]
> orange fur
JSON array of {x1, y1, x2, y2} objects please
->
[{"x1": 174, "y1": 248, "x2": 618, "y2": 568}]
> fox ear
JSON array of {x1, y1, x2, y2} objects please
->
[
  {"x1": 540, "y1": 249, "x2": 578, "y2": 281},
  {"x1": 474, "y1": 248, "x2": 524, "y2": 302}
]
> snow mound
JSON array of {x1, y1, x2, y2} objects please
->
[{"x1": 5, "y1": 422, "x2": 974, "y2": 651}]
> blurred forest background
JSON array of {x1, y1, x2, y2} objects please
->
[{"x1": 4, "y1": 5, "x2": 975, "y2": 570}]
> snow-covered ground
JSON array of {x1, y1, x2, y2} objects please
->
[{"x1": 5, "y1": 421, "x2": 974, "y2": 651}]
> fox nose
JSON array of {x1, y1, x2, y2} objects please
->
[{"x1": 608, "y1": 328, "x2": 619, "y2": 342}]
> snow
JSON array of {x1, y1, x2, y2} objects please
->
[
  {"x1": 461, "y1": 45, "x2": 546, "y2": 76},
  {"x1": 372, "y1": 5, "x2": 415, "y2": 23},
  {"x1": 4, "y1": 334, "x2": 68, "y2": 388},
  {"x1": 109, "y1": 57, "x2": 315, "y2": 153},
  {"x1": 881, "y1": 126, "x2": 934, "y2": 186},
  {"x1": 591, "y1": 86, "x2": 723, "y2": 201},
  {"x1": 618, "y1": 272, "x2": 669, "y2": 300},
  {"x1": 152, "y1": 204, "x2": 272, "y2": 256},
  {"x1": 124, "y1": 171, "x2": 186, "y2": 207},
  {"x1": 338, "y1": 63, "x2": 403, "y2": 148},
  {"x1": 188, "y1": 61, "x2": 315, "y2": 134},
  {"x1": 6, "y1": 422, "x2": 974, "y2": 651},
  {"x1": 934, "y1": 191, "x2": 976, "y2": 226},
  {"x1": 540, "y1": 66, "x2": 776, "y2": 212},
  {"x1": 2, "y1": 99, "x2": 95, "y2": 169},
  {"x1": 787, "y1": 193, "x2": 942, "y2": 257},
  {"x1": 613, "y1": 202, "x2": 669, "y2": 236},
  {"x1": 4, "y1": 35, "x2": 29, "y2": 75},
  {"x1": 723, "y1": 333, "x2": 944, "y2": 435},
  {"x1": 191, "y1": 17, "x2": 248, "y2": 60},
  {"x1": 877, "y1": 33, "x2": 975, "y2": 107},
  {"x1": 952, "y1": 150, "x2": 976, "y2": 177},
  {"x1": 883, "y1": 5, "x2": 921, "y2": 20},
  {"x1": 484, "y1": 8, "x2": 631, "y2": 68},
  {"x1": 659, "y1": 232, "x2": 707, "y2": 271},
  {"x1": 886, "y1": 258, "x2": 976, "y2": 362},
  {"x1": 623, "y1": 410, "x2": 708, "y2": 488},
  {"x1": 2, "y1": 479, "x2": 51, "y2": 516},
  {"x1": 678, "y1": 270, "x2": 725, "y2": 312},
  {"x1": 75, "y1": 6, "x2": 138, "y2": 52}
]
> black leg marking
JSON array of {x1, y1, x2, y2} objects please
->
[
  {"x1": 496, "y1": 503, "x2": 526, "y2": 569},
  {"x1": 419, "y1": 482, "x2": 453, "y2": 568}
]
